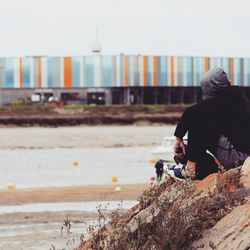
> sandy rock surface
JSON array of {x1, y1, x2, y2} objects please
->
[
  {"x1": 79, "y1": 160, "x2": 250, "y2": 250},
  {"x1": 193, "y1": 203, "x2": 250, "y2": 250},
  {"x1": 193, "y1": 158, "x2": 250, "y2": 250},
  {"x1": 241, "y1": 157, "x2": 250, "y2": 188}
]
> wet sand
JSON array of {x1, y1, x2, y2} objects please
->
[
  {"x1": 0, "y1": 183, "x2": 147, "y2": 249},
  {"x1": 0, "y1": 183, "x2": 149, "y2": 206},
  {"x1": 0, "y1": 211, "x2": 100, "y2": 250}
]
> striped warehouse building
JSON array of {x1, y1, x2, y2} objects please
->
[{"x1": 0, "y1": 54, "x2": 250, "y2": 105}]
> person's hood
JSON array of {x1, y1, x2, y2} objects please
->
[{"x1": 200, "y1": 68, "x2": 231, "y2": 99}]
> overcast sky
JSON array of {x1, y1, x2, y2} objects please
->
[{"x1": 0, "y1": 0, "x2": 249, "y2": 57}]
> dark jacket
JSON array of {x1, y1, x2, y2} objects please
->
[{"x1": 174, "y1": 86, "x2": 250, "y2": 162}]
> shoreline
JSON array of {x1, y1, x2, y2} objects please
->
[
  {"x1": 0, "y1": 114, "x2": 181, "y2": 126},
  {"x1": 0, "y1": 105, "x2": 185, "y2": 126}
]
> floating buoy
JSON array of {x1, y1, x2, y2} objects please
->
[
  {"x1": 115, "y1": 186, "x2": 121, "y2": 192},
  {"x1": 72, "y1": 160, "x2": 79, "y2": 167},
  {"x1": 148, "y1": 156, "x2": 157, "y2": 164},
  {"x1": 7, "y1": 182, "x2": 16, "y2": 190},
  {"x1": 112, "y1": 176, "x2": 118, "y2": 183}
]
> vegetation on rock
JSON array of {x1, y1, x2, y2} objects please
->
[{"x1": 78, "y1": 164, "x2": 250, "y2": 250}]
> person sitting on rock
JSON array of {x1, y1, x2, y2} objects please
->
[{"x1": 174, "y1": 68, "x2": 250, "y2": 180}]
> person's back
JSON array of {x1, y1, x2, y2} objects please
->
[
  {"x1": 218, "y1": 86, "x2": 250, "y2": 153},
  {"x1": 187, "y1": 85, "x2": 250, "y2": 155},
  {"x1": 174, "y1": 68, "x2": 250, "y2": 179}
]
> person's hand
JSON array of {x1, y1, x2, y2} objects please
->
[
  {"x1": 184, "y1": 160, "x2": 196, "y2": 179},
  {"x1": 174, "y1": 137, "x2": 186, "y2": 156}
]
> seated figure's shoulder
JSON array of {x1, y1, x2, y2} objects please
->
[
  {"x1": 183, "y1": 100, "x2": 216, "y2": 118},
  {"x1": 185, "y1": 102, "x2": 204, "y2": 113}
]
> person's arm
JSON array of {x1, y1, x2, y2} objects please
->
[
  {"x1": 174, "y1": 107, "x2": 193, "y2": 155},
  {"x1": 174, "y1": 106, "x2": 199, "y2": 178},
  {"x1": 174, "y1": 108, "x2": 190, "y2": 139},
  {"x1": 174, "y1": 137, "x2": 186, "y2": 155}
]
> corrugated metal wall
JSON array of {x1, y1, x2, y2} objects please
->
[{"x1": 0, "y1": 55, "x2": 249, "y2": 88}]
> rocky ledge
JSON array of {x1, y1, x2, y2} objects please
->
[{"x1": 78, "y1": 158, "x2": 250, "y2": 250}]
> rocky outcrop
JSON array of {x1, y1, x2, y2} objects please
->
[
  {"x1": 241, "y1": 157, "x2": 250, "y2": 189},
  {"x1": 78, "y1": 158, "x2": 250, "y2": 250},
  {"x1": 192, "y1": 158, "x2": 250, "y2": 250},
  {"x1": 192, "y1": 203, "x2": 250, "y2": 250}
]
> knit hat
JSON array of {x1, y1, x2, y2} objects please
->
[{"x1": 200, "y1": 68, "x2": 231, "y2": 99}]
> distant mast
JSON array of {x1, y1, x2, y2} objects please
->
[{"x1": 92, "y1": 28, "x2": 102, "y2": 54}]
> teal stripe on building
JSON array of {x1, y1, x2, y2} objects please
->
[
  {"x1": 147, "y1": 56, "x2": 152, "y2": 86},
  {"x1": 112, "y1": 56, "x2": 117, "y2": 86},
  {"x1": 247, "y1": 59, "x2": 250, "y2": 86},
  {"x1": 48, "y1": 57, "x2": 61, "y2": 87},
  {"x1": 102, "y1": 56, "x2": 113, "y2": 87},
  {"x1": 120, "y1": 55, "x2": 124, "y2": 86},
  {"x1": 186, "y1": 57, "x2": 193, "y2": 86},
  {"x1": 222, "y1": 58, "x2": 230, "y2": 76},
  {"x1": 6, "y1": 58, "x2": 14, "y2": 88},
  {"x1": 47, "y1": 57, "x2": 53, "y2": 88},
  {"x1": 85, "y1": 56, "x2": 94, "y2": 87},
  {"x1": 127, "y1": 56, "x2": 131, "y2": 86},
  {"x1": 22, "y1": 57, "x2": 30, "y2": 88},
  {"x1": 72, "y1": 57, "x2": 80, "y2": 87},
  {"x1": 33, "y1": 57, "x2": 39, "y2": 88},
  {"x1": 133, "y1": 56, "x2": 137, "y2": 87},
  {"x1": 235, "y1": 58, "x2": 241, "y2": 84},
  {"x1": 179, "y1": 57, "x2": 183, "y2": 86}
]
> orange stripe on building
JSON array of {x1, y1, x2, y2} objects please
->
[
  {"x1": 38, "y1": 57, "x2": 42, "y2": 88},
  {"x1": 204, "y1": 57, "x2": 209, "y2": 72},
  {"x1": 229, "y1": 58, "x2": 234, "y2": 84},
  {"x1": 153, "y1": 56, "x2": 158, "y2": 86},
  {"x1": 143, "y1": 56, "x2": 148, "y2": 86},
  {"x1": 170, "y1": 56, "x2": 174, "y2": 86},
  {"x1": 64, "y1": 57, "x2": 72, "y2": 88},
  {"x1": 19, "y1": 58, "x2": 23, "y2": 88},
  {"x1": 125, "y1": 56, "x2": 129, "y2": 86}
]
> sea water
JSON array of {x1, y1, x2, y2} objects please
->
[{"x1": 0, "y1": 146, "x2": 172, "y2": 188}]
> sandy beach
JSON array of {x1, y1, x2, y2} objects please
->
[
  {"x1": 0, "y1": 183, "x2": 146, "y2": 250},
  {"x1": 0, "y1": 183, "x2": 149, "y2": 206},
  {"x1": 0, "y1": 125, "x2": 174, "y2": 149},
  {"x1": 0, "y1": 125, "x2": 174, "y2": 250}
]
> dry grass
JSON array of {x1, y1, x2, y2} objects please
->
[{"x1": 78, "y1": 170, "x2": 248, "y2": 250}]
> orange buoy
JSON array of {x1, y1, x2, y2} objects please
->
[
  {"x1": 112, "y1": 176, "x2": 118, "y2": 183},
  {"x1": 148, "y1": 156, "x2": 157, "y2": 164}
]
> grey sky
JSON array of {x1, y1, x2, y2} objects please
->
[{"x1": 0, "y1": 0, "x2": 249, "y2": 57}]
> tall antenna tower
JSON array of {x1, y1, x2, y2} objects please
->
[{"x1": 91, "y1": 28, "x2": 102, "y2": 54}]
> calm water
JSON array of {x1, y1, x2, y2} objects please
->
[{"x1": 0, "y1": 146, "x2": 164, "y2": 188}]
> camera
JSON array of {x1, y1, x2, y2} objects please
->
[
  {"x1": 174, "y1": 146, "x2": 187, "y2": 165},
  {"x1": 175, "y1": 146, "x2": 184, "y2": 154}
]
